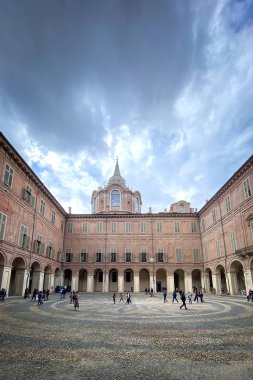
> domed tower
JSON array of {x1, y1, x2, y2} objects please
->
[{"x1": 91, "y1": 159, "x2": 142, "y2": 214}]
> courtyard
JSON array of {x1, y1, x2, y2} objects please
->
[{"x1": 0, "y1": 292, "x2": 253, "y2": 380}]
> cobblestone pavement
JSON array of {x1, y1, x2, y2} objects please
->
[{"x1": 0, "y1": 293, "x2": 253, "y2": 380}]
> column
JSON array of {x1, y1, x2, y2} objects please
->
[
  {"x1": 212, "y1": 274, "x2": 221, "y2": 294},
  {"x1": 87, "y1": 274, "x2": 94, "y2": 292},
  {"x1": 134, "y1": 274, "x2": 140, "y2": 292},
  {"x1": 204, "y1": 274, "x2": 211, "y2": 293},
  {"x1": 118, "y1": 275, "x2": 124, "y2": 292},
  {"x1": 149, "y1": 274, "x2": 155, "y2": 291},
  {"x1": 0, "y1": 266, "x2": 12, "y2": 296},
  {"x1": 226, "y1": 272, "x2": 237, "y2": 295},
  {"x1": 167, "y1": 275, "x2": 174, "y2": 293},
  {"x1": 103, "y1": 273, "x2": 109, "y2": 292},
  {"x1": 184, "y1": 273, "x2": 192, "y2": 293},
  {"x1": 15, "y1": 269, "x2": 28, "y2": 296},
  {"x1": 201, "y1": 271, "x2": 205, "y2": 291},
  {"x1": 244, "y1": 269, "x2": 253, "y2": 294},
  {"x1": 71, "y1": 274, "x2": 79, "y2": 292}
]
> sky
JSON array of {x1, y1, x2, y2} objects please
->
[{"x1": 0, "y1": 0, "x2": 253, "y2": 214}]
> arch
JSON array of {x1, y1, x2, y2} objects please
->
[
  {"x1": 79, "y1": 269, "x2": 88, "y2": 292},
  {"x1": 64, "y1": 269, "x2": 72, "y2": 291},
  {"x1": 174, "y1": 269, "x2": 185, "y2": 291},
  {"x1": 229, "y1": 260, "x2": 246, "y2": 295},
  {"x1": 139, "y1": 268, "x2": 150, "y2": 292},
  {"x1": 124, "y1": 268, "x2": 134, "y2": 292},
  {"x1": 110, "y1": 189, "x2": 121, "y2": 208},
  {"x1": 94, "y1": 268, "x2": 103, "y2": 292},
  {"x1": 156, "y1": 268, "x2": 167, "y2": 292},
  {"x1": 215, "y1": 264, "x2": 227, "y2": 294},
  {"x1": 9, "y1": 256, "x2": 26, "y2": 296},
  {"x1": 29, "y1": 261, "x2": 42, "y2": 292},
  {"x1": 192, "y1": 269, "x2": 202, "y2": 291},
  {"x1": 54, "y1": 267, "x2": 62, "y2": 289},
  {"x1": 109, "y1": 268, "x2": 118, "y2": 292}
]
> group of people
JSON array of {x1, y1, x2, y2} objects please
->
[
  {"x1": 29, "y1": 288, "x2": 50, "y2": 305},
  {"x1": 0, "y1": 288, "x2": 6, "y2": 301},
  {"x1": 112, "y1": 292, "x2": 132, "y2": 304},
  {"x1": 145, "y1": 288, "x2": 154, "y2": 297}
]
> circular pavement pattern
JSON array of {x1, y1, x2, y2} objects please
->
[{"x1": 0, "y1": 293, "x2": 253, "y2": 380}]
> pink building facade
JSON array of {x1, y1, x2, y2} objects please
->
[{"x1": 0, "y1": 132, "x2": 252, "y2": 296}]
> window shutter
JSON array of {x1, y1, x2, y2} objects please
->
[{"x1": 40, "y1": 243, "x2": 45, "y2": 255}]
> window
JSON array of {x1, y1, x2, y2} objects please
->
[
  {"x1": 243, "y1": 178, "x2": 252, "y2": 199},
  {"x1": 80, "y1": 250, "x2": 87, "y2": 262},
  {"x1": 230, "y1": 232, "x2": 237, "y2": 253},
  {"x1": 175, "y1": 221, "x2": 180, "y2": 233},
  {"x1": 66, "y1": 251, "x2": 71, "y2": 262},
  {"x1": 19, "y1": 225, "x2": 29, "y2": 248},
  {"x1": 111, "y1": 250, "x2": 117, "y2": 262},
  {"x1": 67, "y1": 223, "x2": 73, "y2": 234},
  {"x1": 61, "y1": 219, "x2": 64, "y2": 233},
  {"x1": 96, "y1": 250, "x2": 102, "y2": 262},
  {"x1": 111, "y1": 222, "x2": 117, "y2": 234},
  {"x1": 47, "y1": 241, "x2": 53, "y2": 258},
  {"x1": 135, "y1": 197, "x2": 140, "y2": 213},
  {"x1": 140, "y1": 222, "x2": 146, "y2": 234},
  {"x1": 97, "y1": 222, "x2": 103, "y2": 233},
  {"x1": 225, "y1": 196, "x2": 231, "y2": 213},
  {"x1": 216, "y1": 240, "x2": 221, "y2": 258},
  {"x1": 24, "y1": 185, "x2": 35, "y2": 207},
  {"x1": 3, "y1": 164, "x2": 13, "y2": 187},
  {"x1": 157, "y1": 222, "x2": 163, "y2": 233},
  {"x1": 82, "y1": 222, "x2": 88, "y2": 234},
  {"x1": 125, "y1": 271, "x2": 131, "y2": 282},
  {"x1": 204, "y1": 246, "x2": 208, "y2": 262},
  {"x1": 179, "y1": 204, "x2": 185, "y2": 213},
  {"x1": 112, "y1": 270, "x2": 117, "y2": 282},
  {"x1": 141, "y1": 250, "x2": 147, "y2": 262},
  {"x1": 51, "y1": 210, "x2": 56, "y2": 225},
  {"x1": 176, "y1": 248, "x2": 182, "y2": 263},
  {"x1": 0, "y1": 212, "x2": 7, "y2": 240},
  {"x1": 125, "y1": 251, "x2": 132, "y2": 262},
  {"x1": 111, "y1": 189, "x2": 120, "y2": 207},
  {"x1": 212, "y1": 209, "x2": 216, "y2": 224},
  {"x1": 191, "y1": 222, "x2": 197, "y2": 233},
  {"x1": 193, "y1": 248, "x2": 200, "y2": 263},
  {"x1": 34, "y1": 234, "x2": 44, "y2": 255},
  {"x1": 157, "y1": 249, "x2": 164, "y2": 262},
  {"x1": 125, "y1": 222, "x2": 132, "y2": 233},
  {"x1": 201, "y1": 219, "x2": 205, "y2": 232},
  {"x1": 40, "y1": 200, "x2": 45, "y2": 216}
]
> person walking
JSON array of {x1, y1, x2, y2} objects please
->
[
  {"x1": 112, "y1": 292, "x2": 116, "y2": 304},
  {"x1": 188, "y1": 291, "x2": 193, "y2": 304},
  {"x1": 37, "y1": 291, "x2": 43, "y2": 306},
  {"x1": 194, "y1": 289, "x2": 199, "y2": 303},
  {"x1": 180, "y1": 291, "x2": 188, "y2": 310},
  {"x1": 119, "y1": 293, "x2": 124, "y2": 302},
  {"x1": 74, "y1": 291, "x2": 80, "y2": 311},
  {"x1": 172, "y1": 290, "x2": 178, "y2": 303},
  {"x1": 126, "y1": 292, "x2": 131, "y2": 304},
  {"x1": 163, "y1": 289, "x2": 168, "y2": 303}
]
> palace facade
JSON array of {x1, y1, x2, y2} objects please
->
[{"x1": 0, "y1": 132, "x2": 252, "y2": 296}]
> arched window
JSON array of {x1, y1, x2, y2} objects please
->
[
  {"x1": 135, "y1": 197, "x2": 140, "y2": 213},
  {"x1": 179, "y1": 203, "x2": 185, "y2": 213},
  {"x1": 111, "y1": 190, "x2": 120, "y2": 207}
]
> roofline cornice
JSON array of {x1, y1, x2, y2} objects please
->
[{"x1": 0, "y1": 132, "x2": 67, "y2": 216}]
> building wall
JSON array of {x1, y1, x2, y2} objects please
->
[{"x1": 0, "y1": 132, "x2": 252, "y2": 295}]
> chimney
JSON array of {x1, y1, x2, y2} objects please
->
[{"x1": 68, "y1": 207, "x2": 72, "y2": 214}]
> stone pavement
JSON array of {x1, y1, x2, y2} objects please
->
[{"x1": 0, "y1": 293, "x2": 253, "y2": 380}]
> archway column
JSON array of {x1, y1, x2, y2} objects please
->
[
  {"x1": 226, "y1": 272, "x2": 236, "y2": 295},
  {"x1": 201, "y1": 271, "x2": 205, "y2": 291},
  {"x1": 32, "y1": 271, "x2": 44, "y2": 291},
  {"x1": 0, "y1": 266, "x2": 12, "y2": 295},
  {"x1": 149, "y1": 274, "x2": 156, "y2": 292},
  {"x1": 134, "y1": 274, "x2": 140, "y2": 292},
  {"x1": 184, "y1": 273, "x2": 192, "y2": 293},
  {"x1": 212, "y1": 274, "x2": 221, "y2": 294},
  {"x1": 167, "y1": 275, "x2": 174, "y2": 293},
  {"x1": 244, "y1": 269, "x2": 253, "y2": 293},
  {"x1": 71, "y1": 274, "x2": 79, "y2": 292},
  {"x1": 87, "y1": 274, "x2": 94, "y2": 292},
  {"x1": 103, "y1": 273, "x2": 109, "y2": 292},
  {"x1": 44, "y1": 273, "x2": 55, "y2": 293},
  {"x1": 204, "y1": 274, "x2": 211, "y2": 293},
  {"x1": 118, "y1": 275, "x2": 124, "y2": 292}
]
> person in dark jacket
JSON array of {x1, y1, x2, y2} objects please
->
[
  {"x1": 180, "y1": 291, "x2": 188, "y2": 310},
  {"x1": 172, "y1": 290, "x2": 178, "y2": 303}
]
